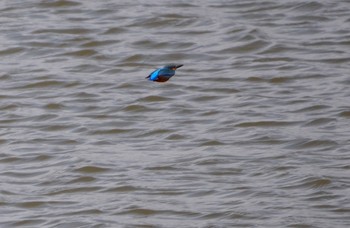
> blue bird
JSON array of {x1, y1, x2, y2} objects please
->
[{"x1": 146, "y1": 64, "x2": 183, "y2": 82}]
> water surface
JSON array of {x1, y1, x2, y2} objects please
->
[{"x1": 1, "y1": 0, "x2": 350, "y2": 227}]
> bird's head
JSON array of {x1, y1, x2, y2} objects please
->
[{"x1": 164, "y1": 64, "x2": 183, "y2": 71}]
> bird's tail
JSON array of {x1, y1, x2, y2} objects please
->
[{"x1": 145, "y1": 75, "x2": 150, "y2": 79}]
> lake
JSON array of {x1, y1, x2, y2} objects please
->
[{"x1": 1, "y1": 0, "x2": 349, "y2": 227}]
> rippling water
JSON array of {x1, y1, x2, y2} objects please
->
[{"x1": 1, "y1": 0, "x2": 350, "y2": 227}]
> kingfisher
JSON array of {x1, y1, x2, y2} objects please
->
[{"x1": 146, "y1": 64, "x2": 183, "y2": 82}]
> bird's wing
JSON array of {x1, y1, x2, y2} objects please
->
[{"x1": 158, "y1": 69, "x2": 173, "y2": 77}]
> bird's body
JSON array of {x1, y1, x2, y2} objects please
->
[{"x1": 146, "y1": 64, "x2": 183, "y2": 82}]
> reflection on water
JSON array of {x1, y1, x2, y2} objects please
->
[{"x1": 1, "y1": 0, "x2": 350, "y2": 227}]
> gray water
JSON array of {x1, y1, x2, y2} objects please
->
[{"x1": 1, "y1": 0, "x2": 350, "y2": 227}]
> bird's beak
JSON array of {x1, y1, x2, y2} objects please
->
[{"x1": 175, "y1": 64, "x2": 183, "y2": 69}]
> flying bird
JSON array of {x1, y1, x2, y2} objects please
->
[{"x1": 146, "y1": 64, "x2": 183, "y2": 82}]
